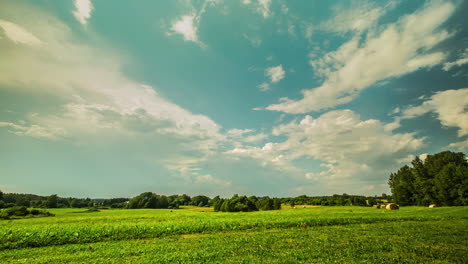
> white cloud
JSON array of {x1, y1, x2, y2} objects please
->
[
  {"x1": 243, "y1": 132, "x2": 268, "y2": 143},
  {"x1": 228, "y1": 110, "x2": 425, "y2": 183},
  {"x1": 419, "y1": 153, "x2": 428, "y2": 161},
  {"x1": 257, "y1": 82, "x2": 270, "y2": 91},
  {"x1": 400, "y1": 88, "x2": 468, "y2": 137},
  {"x1": 170, "y1": 15, "x2": 199, "y2": 43},
  {"x1": 73, "y1": 0, "x2": 93, "y2": 25},
  {"x1": 443, "y1": 49, "x2": 468, "y2": 71},
  {"x1": 257, "y1": 0, "x2": 272, "y2": 18},
  {"x1": 2, "y1": 6, "x2": 284, "y2": 195},
  {"x1": 318, "y1": 1, "x2": 393, "y2": 34},
  {"x1": 0, "y1": 2, "x2": 225, "y2": 184},
  {"x1": 447, "y1": 139, "x2": 468, "y2": 152},
  {"x1": 227, "y1": 128, "x2": 255, "y2": 137},
  {"x1": 168, "y1": 0, "x2": 216, "y2": 46},
  {"x1": 304, "y1": 25, "x2": 313, "y2": 40},
  {"x1": 241, "y1": 0, "x2": 272, "y2": 18},
  {"x1": 226, "y1": 128, "x2": 268, "y2": 144},
  {"x1": 0, "y1": 19, "x2": 41, "y2": 45},
  {"x1": 0, "y1": 121, "x2": 64, "y2": 140},
  {"x1": 265, "y1": 65, "x2": 285, "y2": 83},
  {"x1": 264, "y1": 1, "x2": 457, "y2": 113},
  {"x1": 243, "y1": 33, "x2": 262, "y2": 47}
]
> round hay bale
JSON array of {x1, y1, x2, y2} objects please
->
[
  {"x1": 379, "y1": 204, "x2": 386, "y2": 209},
  {"x1": 373, "y1": 205, "x2": 380, "y2": 209},
  {"x1": 429, "y1": 204, "x2": 439, "y2": 208},
  {"x1": 386, "y1": 203, "x2": 399, "y2": 210}
]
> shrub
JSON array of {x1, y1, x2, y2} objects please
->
[{"x1": 30, "y1": 209, "x2": 41, "y2": 215}]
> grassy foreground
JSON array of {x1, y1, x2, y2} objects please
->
[{"x1": 1, "y1": 206, "x2": 467, "y2": 263}]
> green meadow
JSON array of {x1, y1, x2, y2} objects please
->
[{"x1": 1, "y1": 206, "x2": 467, "y2": 263}]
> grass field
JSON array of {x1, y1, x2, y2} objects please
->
[{"x1": 1, "y1": 206, "x2": 467, "y2": 263}]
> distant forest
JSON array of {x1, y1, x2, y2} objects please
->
[
  {"x1": 1, "y1": 151, "x2": 465, "y2": 211},
  {"x1": 0, "y1": 191, "x2": 388, "y2": 211}
]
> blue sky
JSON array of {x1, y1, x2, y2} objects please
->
[{"x1": 0, "y1": 0, "x2": 467, "y2": 198}]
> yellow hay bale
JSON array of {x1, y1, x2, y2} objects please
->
[
  {"x1": 373, "y1": 205, "x2": 380, "y2": 209},
  {"x1": 379, "y1": 204, "x2": 386, "y2": 209},
  {"x1": 429, "y1": 204, "x2": 439, "y2": 208},
  {"x1": 386, "y1": 203, "x2": 399, "y2": 210}
]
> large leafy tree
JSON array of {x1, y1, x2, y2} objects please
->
[{"x1": 389, "y1": 151, "x2": 467, "y2": 206}]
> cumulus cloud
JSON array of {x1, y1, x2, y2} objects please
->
[
  {"x1": 265, "y1": 65, "x2": 285, "y2": 83},
  {"x1": 170, "y1": 15, "x2": 199, "y2": 43},
  {"x1": 400, "y1": 88, "x2": 468, "y2": 137},
  {"x1": 73, "y1": 0, "x2": 93, "y2": 25},
  {"x1": 228, "y1": 110, "x2": 425, "y2": 184},
  {"x1": 264, "y1": 1, "x2": 457, "y2": 113},
  {"x1": 0, "y1": 19, "x2": 41, "y2": 45}
]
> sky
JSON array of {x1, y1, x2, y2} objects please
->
[{"x1": 0, "y1": 0, "x2": 467, "y2": 198}]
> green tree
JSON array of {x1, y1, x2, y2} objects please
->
[
  {"x1": 46, "y1": 194, "x2": 58, "y2": 208},
  {"x1": 388, "y1": 165, "x2": 415, "y2": 205},
  {"x1": 389, "y1": 151, "x2": 467, "y2": 206},
  {"x1": 191, "y1": 195, "x2": 210, "y2": 207}
]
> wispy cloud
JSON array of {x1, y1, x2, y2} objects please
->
[
  {"x1": 318, "y1": 0, "x2": 395, "y2": 34},
  {"x1": 0, "y1": 19, "x2": 42, "y2": 45},
  {"x1": 257, "y1": 0, "x2": 272, "y2": 18},
  {"x1": 264, "y1": 1, "x2": 457, "y2": 113},
  {"x1": 0, "y1": 2, "x2": 225, "y2": 185},
  {"x1": 241, "y1": 0, "x2": 272, "y2": 18},
  {"x1": 257, "y1": 82, "x2": 270, "y2": 91},
  {"x1": 443, "y1": 49, "x2": 468, "y2": 71},
  {"x1": 447, "y1": 139, "x2": 468, "y2": 152},
  {"x1": 0, "y1": 121, "x2": 64, "y2": 140}
]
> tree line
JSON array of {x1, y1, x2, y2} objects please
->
[
  {"x1": 0, "y1": 190, "x2": 389, "y2": 210},
  {"x1": 212, "y1": 195, "x2": 281, "y2": 212},
  {"x1": 281, "y1": 194, "x2": 389, "y2": 207},
  {"x1": 388, "y1": 151, "x2": 467, "y2": 206}
]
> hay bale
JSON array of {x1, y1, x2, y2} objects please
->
[
  {"x1": 379, "y1": 204, "x2": 386, "y2": 209},
  {"x1": 386, "y1": 203, "x2": 399, "y2": 210},
  {"x1": 429, "y1": 204, "x2": 439, "y2": 208},
  {"x1": 373, "y1": 205, "x2": 380, "y2": 209}
]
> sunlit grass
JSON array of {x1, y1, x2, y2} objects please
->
[{"x1": 1, "y1": 206, "x2": 467, "y2": 263}]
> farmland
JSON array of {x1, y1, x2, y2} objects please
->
[{"x1": 1, "y1": 206, "x2": 467, "y2": 263}]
